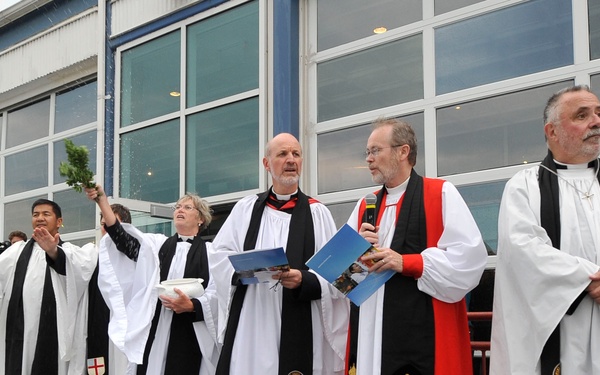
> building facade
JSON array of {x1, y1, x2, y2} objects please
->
[{"x1": 1, "y1": 0, "x2": 599, "y2": 256}]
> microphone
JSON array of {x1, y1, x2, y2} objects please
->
[{"x1": 364, "y1": 193, "x2": 377, "y2": 227}]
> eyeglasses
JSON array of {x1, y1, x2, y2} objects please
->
[
  {"x1": 364, "y1": 145, "x2": 402, "y2": 157},
  {"x1": 171, "y1": 204, "x2": 198, "y2": 212}
]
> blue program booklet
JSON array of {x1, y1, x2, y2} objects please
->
[
  {"x1": 306, "y1": 224, "x2": 395, "y2": 306},
  {"x1": 228, "y1": 247, "x2": 290, "y2": 285}
]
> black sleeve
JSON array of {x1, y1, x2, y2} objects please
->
[
  {"x1": 293, "y1": 270, "x2": 322, "y2": 301},
  {"x1": 190, "y1": 298, "x2": 205, "y2": 322},
  {"x1": 104, "y1": 220, "x2": 141, "y2": 261},
  {"x1": 46, "y1": 245, "x2": 67, "y2": 275}
]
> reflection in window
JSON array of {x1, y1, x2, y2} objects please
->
[
  {"x1": 318, "y1": 34, "x2": 423, "y2": 122},
  {"x1": 121, "y1": 31, "x2": 180, "y2": 127},
  {"x1": 120, "y1": 120, "x2": 180, "y2": 203},
  {"x1": 435, "y1": 0, "x2": 572, "y2": 94},
  {"x1": 457, "y1": 180, "x2": 506, "y2": 253},
  {"x1": 591, "y1": 73, "x2": 600, "y2": 92},
  {"x1": 590, "y1": 0, "x2": 600, "y2": 60},
  {"x1": 6, "y1": 99, "x2": 50, "y2": 148},
  {"x1": 4, "y1": 196, "x2": 44, "y2": 238},
  {"x1": 55, "y1": 81, "x2": 97, "y2": 133},
  {"x1": 54, "y1": 131, "x2": 97, "y2": 184},
  {"x1": 5, "y1": 145, "x2": 49, "y2": 195},
  {"x1": 317, "y1": 113, "x2": 424, "y2": 194},
  {"x1": 437, "y1": 81, "x2": 572, "y2": 176},
  {"x1": 54, "y1": 189, "x2": 95, "y2": 233},
  {"x1": 434, "y1": 0, "x2": 483, "y2": 16},
  {"x1": 186, "y1": 97, "x2": 259, "y2": 197},
  {"x1": 187, "y1": 1, "x2": 259, "y2": 107},
  {"x1": 317, "y1": 0, "x2": 421, "y2": 51}
]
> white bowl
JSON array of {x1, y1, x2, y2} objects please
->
[{"x1": 155, "y1": 278, "x2": 205, "y2": 299}]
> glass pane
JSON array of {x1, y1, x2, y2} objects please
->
[
  {"x1": 187, "y1": 1, "x2": 259, "y2": 107},
  {"x1": 318, "y1": 34, "x2": 423, "y2": 122},
  {"x1": 434, "y1": 0, "x2": 483, "y2": 15},
  {"x1": 591, "y1": 73, "x2": 600, "y2": 91},
  {"x1": 186, "y1": 97, "x2": 259, "y2": 197},
  {"x1": 6, "y1": 99, "x2": 50, "y2": 148},
  {"x1": 457, "y1": 180, "x2": 506, "y2": 254},
  {"x1": 120, "y1": 119, "x2": 180, "y2": 203},
  {"x1": 4, "y1": 196, "x2": 44, "y2": 240},
  {"x1": 590, "y1": 0, "x2": 600, "y2": 60},
  {"x1": 121, "y1": 31, "x2": 181, "y2": 127},
  {"x1": 55, "y1": 81, "x2": 97, "y2": 133},
  {"x1": 327, "y1": 201, "x2": 358, "y2": 229},
  {"x1": 317, "y1": 0, "x2": 421, "y2": 51},
  {"x1": 54, "y1": 131, "x2": 97, "y2": 184},
  {"x1": 0, "y1": 114, "x2": 3, "y2": 149},
  {"x1": 317, "y1": 113, "x2": 424, "y2": 194},
  {"x1": 54, "y1": 189, "x2": 96, "y2": 234},
  {"x1": 435, "y1": 0, "x2": 572, "y2": 94},
  {"x1": 70, "y1": 237, "x2": 95, "y2": 247},
  {"x1": 437, "y1": 81, "x2": 572, "y2": 176},
  {"x1": 5, "y1": 145, "x2": 49, "y2": 195}
]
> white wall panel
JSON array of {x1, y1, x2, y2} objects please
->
[
  {"x1": 110, "y1": 0, "x2": 201, "y2": 36},
  {"x1": 0, "y1": 9, "x2": 98, "y2": 94}
]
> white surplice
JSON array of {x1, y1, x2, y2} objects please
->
[
  {"x1": 346, "y1": 180, "x2": 487, "y2": 375},
  {"x1": 208, "y1": 194, "x2": 350, "y2": 375},
  {"x1": 491, "y1": 165, "x2": 600, "y2": 375},
  {"x1": 0, "y1": 240, "x2": 97, "y2": 375},
  {"x1": 97, "y1": 224, "x2": 220, "y2": 375}
]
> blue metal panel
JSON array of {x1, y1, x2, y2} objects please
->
[{"x1": 273, "y1": 0, "x2": 299, "y2": 137}]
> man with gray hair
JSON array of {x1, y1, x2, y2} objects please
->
[
  {"x1": 491, "y1": 85, "x2": 600, "y2": 374},
  {"x1": 346, "y1": 117, "x2": 487, "y2": 375}
]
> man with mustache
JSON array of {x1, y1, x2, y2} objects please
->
[
  {"x1": 491, "y1": 85, "x2": 600, "y2": 374},
  {"x1": 209, "y1": 133, "x2": 349, "y2": 375}
]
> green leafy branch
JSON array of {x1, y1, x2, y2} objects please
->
[{"x1": 58, "y1": 139, "x2": 101, "y2": 197}]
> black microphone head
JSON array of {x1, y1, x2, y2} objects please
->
[{"x1": 365, "y1": 193, "x2": 377, "y2": 205}]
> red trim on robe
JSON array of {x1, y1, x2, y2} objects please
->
[{"x1": 347, "y1": 179, "x2": 472, "y2": 375}]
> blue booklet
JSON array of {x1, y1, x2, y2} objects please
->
[
  {"x1": 228, "y1": 247, "x2": 290, "y2": 285},
  {"x1": 306, "y1": 224, "x2": 395, "y2": 306}
]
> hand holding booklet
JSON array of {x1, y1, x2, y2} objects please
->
[
  {"x1": 228, "y1": 247, "x2": 290, "y2": 285},
  {"x1": 306, "y1": 224, "x2": 395, "y2": 306}
]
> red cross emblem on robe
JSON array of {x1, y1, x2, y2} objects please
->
[{"x1": 87, "y1": 357, "x2": 106, "y2": 375}]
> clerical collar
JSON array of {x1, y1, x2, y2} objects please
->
[
  {"x1": 272, "y1": 189, "x2": 298, "y2": 201},
  {"x1": 386, "y1": 176, "x2": 410, "y2": 195},
  {"x1": 178, "y1": 235, "x2": 194, "y2": 243},
  {"x1": 554, "y1": 159, "x2": 598, "y2": 170}
]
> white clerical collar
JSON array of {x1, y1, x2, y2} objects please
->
[
  {"x1": 273, "y1": 189, "x2": 298, "y2": 201},
  {"x1": 178, "y1": 235, "x2": 194, "y2": 242},
  {"x1": 554, "y1": 159, "x2": 596, "y2": 170},
  {"x1": 386, "y1": 176, "x2": 410, "y2": 197}
]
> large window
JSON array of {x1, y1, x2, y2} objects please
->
[
  {"x1": 436, "y1": 81, "x2": 572, "y2": 176},
  {"x1": 118, "y1": 0, "x2": 260, "y2": 202},
  {"x1": 435, "y1": 0, "x2": 572, "y2": 94},
  {"x1": 590, "y1": 0, "x2": 600, "y2": 60},
  {"x1": 317, "y1": 34, "x2": 423, "y2": 122},
  {"x1": 317, "y1": 0, "x2": 421, "y2": 51},
  {"x1": 317, "y1": 112, "x2": 424, "y2": 194},
  {"x1": 1, "y1": 80, "x2": 98, "y2": 239}
]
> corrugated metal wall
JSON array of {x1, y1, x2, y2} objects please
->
[
  {"x1": 0, "y1": 8, "x2": 98, "y2": 94},
  {"x1": 110, "y1": 0, "x2": 200, "y2": 37}
]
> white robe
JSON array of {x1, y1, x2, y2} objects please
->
[
  {"x1": 0, "y1": 240, "x2": 97, "y2": 375},
  {"x1": 208, "y1": 194, "x2": 350, "y2": 375},
  {"x1": 346, "y1": 180, "x2": 487, "y2": 375},
  {"x1": 491, "y1": 165, "x2": 600, "y2": 375},
  {"x1": 98, "y1": 224, "x2": 220, "y2": 375}
]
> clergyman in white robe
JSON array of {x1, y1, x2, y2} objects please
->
[
  {"x1": 98, "y1": 223, "x2": 220, "y2": 375},
  {"x1": 0, "y1": 240, "x2": 97, "y2": 375},
  {"x1": 208, "y1": 193, "x2": 350, "y2": 375},
  {"x1": 491, "y1": 165, "x2": 600, "y2": 374}
]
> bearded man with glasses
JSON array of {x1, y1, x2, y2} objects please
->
[
  {"x1": 345, "y1": 117, "x2": 487, "y2": 375},
  {"x1": 86, "y1": 186, "x2": 219, "y2": 375}
]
